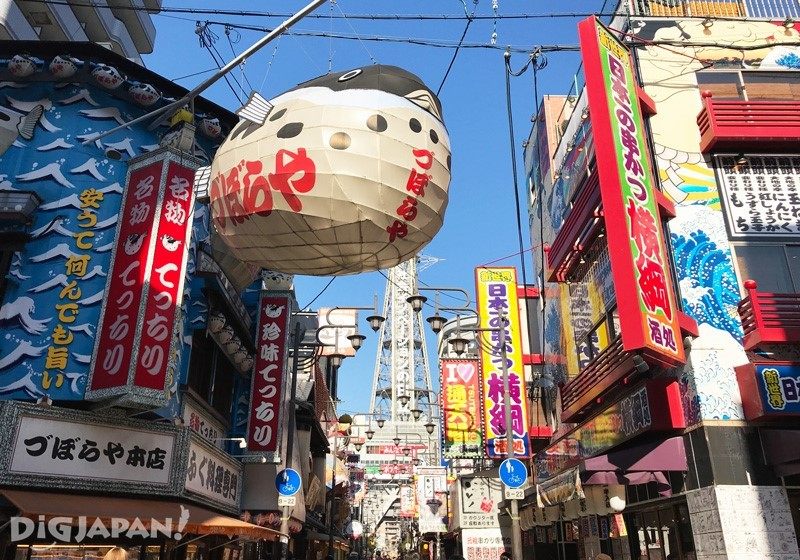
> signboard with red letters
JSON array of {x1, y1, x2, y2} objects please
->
[
  {"x1": 246, "y1": 293, "x2": 292, "y2": 461},
  {"x1": 86, "y1": 149, "x2": 199, "y2": 408},
  {"x1": 578, "y1": 17, "x2": 685, "y2": 366}
]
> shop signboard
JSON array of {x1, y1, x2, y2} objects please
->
[
  {"x1": 183, "y1": 397, "x2": 226, "y2": 449},
  {"x1": 736, "y1": 362, "x2": 800, "y2": 420},
  {"x1": 0, "y1": 402, "x2": 183, "y2": 495},
  {"x1": 461, "y1": 527, "x2": 510, "y2": 560},
  {"x1": 440, "y1": 359, "x2": 483, "y2": 458},
  {"x1": 416, "y1": 466, "x2": 447, "y2": 533},
  {"x1": 184, "y1": 438, "x2": 241, "y2": 511},
  {"x1": 247, "y1": 293, "x2": 292, "y2": 459},
  {"x1": 534, "y1": 379, "x2": 685, "y2": 481},
  {"x1": 317, "y1": 307, "x2": 357, "y2": 357},
  {"x1": 86, "y1": 150, "x2": 199, "y2": 407},
  {"x1": 458, "y1": 475, "x2": 503, "y2": 529},
  {"x1": 474, "y1": 267, "x2": 531, "y2": 459},
  {"x1": 578, "y1": 16, "x2": 684, "y2": 366},
  {"x1": 399, "y1": 484, "x2": 417, "y2": 517}
]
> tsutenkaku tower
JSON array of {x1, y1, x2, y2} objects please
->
[{"x1": 368, "y1": 257, "x2": 436, "y2": 423}]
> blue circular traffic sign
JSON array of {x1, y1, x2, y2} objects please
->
[
  {"x1": 276, "y1": 468, "x2": 301, "y2": 496},
  {"x1": 499, "y1": 458, "x2": 527, "y2": 489}
]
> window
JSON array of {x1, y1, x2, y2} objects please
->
[
  {"x1": 186, "y1": 328, "x2": 239, "y2": 419},
  {"x1": 697, "y1": 69, "x2": 800, "y2": 102},
  {"x1": 576, "y1": 307, "x2": 620, "y2": 367},
  {"x1": 733, "y1": 243, "x2": 800, "y2": 293},
  {"x1": 697, "y1": 71, "x2": 744, "y2": 99}
]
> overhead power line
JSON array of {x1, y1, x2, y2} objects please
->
[{"x1": 26, "y1": 0, "x2": 617, "y2": 21}]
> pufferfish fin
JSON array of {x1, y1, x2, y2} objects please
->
[
  {"x1": 405, "y1": 89, "x2": 442, "y2": 121},
  {"x1": 236, "y1": 91, "x2": 274, "y2": 126},
  {"x1": 193, "y1": 165, "x2": 212, "y2": 201}
]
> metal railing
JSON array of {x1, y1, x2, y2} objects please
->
[
  {"x1": 738, "y1": 280, "x2": 800, "y2": 350},
  {"x1": 629, "y1": 0, "x2": 800, "y2": 18}
]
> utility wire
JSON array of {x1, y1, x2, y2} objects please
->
[
  {"x1": 335, "y1": 0, "x2": 378, "y2": 65},
  {"x1": 26, "y1": 1, "x2": 620, "y2": 20},
  {"x1": 437, "y1": 0, "x2": 478, "y2": 96},
  {"x1": 300, "y1": 277, "x2": 337, "y2": 310}
]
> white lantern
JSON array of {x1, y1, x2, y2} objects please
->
[
  {"x1": 233, "y1": 350, "x2": 248, "y2": 364},
  {"x1": 586, "y1": 485, "x2": 626, "y2": 514},
  {"x1": 217, "y1": 325, "x2": 234, "y2": 344},
  {"x1": 224, "y1": 339, "x2": 241, "y2": 355},
  {"x1": 209, "y1": 65, "x2": 451, "y2": 276},
  {"x1": 208, "y1": 312, "x2": 226, "y2": 334},
  {"x1": 239, "y1": 356, "x2": 254, "y2": 373}
]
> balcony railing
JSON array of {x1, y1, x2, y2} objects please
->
[
  {"x1": 697, "y1": 92, "x2": 800, "y2": 152},
  {"x1": 630, "y1": 0, "x2": 799, "y2": 18},
  {"x1": 737, "y1": 280, "x2": 800, "y2": 350},
  {"x1": 560, "y1": 336, "x2": 638, "y2": 422}
]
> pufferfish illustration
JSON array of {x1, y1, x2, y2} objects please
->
[
  {"x1": 161, "y1": 234, "x2": 182, "y2": 252},
  {"x1": 0, "y1": 103, "x2": 43, "y2": 156},
  {"x1": 208, "y1": 65, "x2": 451, "y2": 276},
  {"x1": 124, "y1": 232, "x2": 146, "y2": 256}
]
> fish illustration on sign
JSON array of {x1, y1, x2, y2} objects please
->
[{"x1": 0, "y1": 103, "x2": 43, "y2": 156}]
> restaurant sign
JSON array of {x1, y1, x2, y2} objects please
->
[
  {"x1": 441, "y1": 359, "x2": 483, "y2": 459},
  {"x1": 534, "y1": 379, "x2": 684, "y2": 481},
  {"x1": 474, "y1": 267, "x2": 531, "y2": 459},
  {"x1": 184, "y1": 439, "x2": 242, "y2": 511},
  {"x1": 578, "y1": 16, "x2": 684, "y2": 366},
  {"x1": 183, "y1": 398, "x2": 225, "y2": 449},
  {"x1": 0, "y1": 402, "x2": 184, "y2": 495},
  {"x1": 737, "y1": 362, "x2": 800, "y2": 420},
  {"x1": 458, "y1": 475, "x2": 504, "y2": 529}
]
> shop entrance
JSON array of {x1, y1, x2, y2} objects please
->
[{"x1": 626, "y1": 503, "x2": 695, "y2": 560}]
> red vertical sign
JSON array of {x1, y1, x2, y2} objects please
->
[
  {"x1": 247, "y1": 294, "x2": 291, "y2": 454},
  {"x1": 88, "y1": 161, "x2": 163, "y2": 391},
  {"x1": 133, "y1": 162, "x2": 195, "y2": 389}
]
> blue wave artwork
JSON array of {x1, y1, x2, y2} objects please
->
[
  {"x1": 670, "y1": 230, "x2": 743, "y2": 341},
  {"x1": 0, "y1": 79, "x2": 217, "y2": 402},
  {"x1": 776, "y1": 53, "x2": 800, "y2": 69}
]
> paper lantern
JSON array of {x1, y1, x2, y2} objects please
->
[{"x1": 209, "y1": 65, "x2": 451, "y2": 276}]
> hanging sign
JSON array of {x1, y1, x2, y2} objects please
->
[
  {"x1": 474, "y1": 267, "x2": 531, "y2": 459},
  {"x1": 578, "y1": 16, "x2": 684, "y2": 365},
  {"x1": 247, "y1": 293, "x2": 291, "y2": 459},
  {"x1": 440, "y1": 359, "x2": 483, "y2": 458},
  {"x1": 86, "y1": 149, "x2": 199, "y2": 408}
]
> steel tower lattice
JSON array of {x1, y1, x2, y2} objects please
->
[{"x1": 368, "y1": 257, "x2": 435, "y2": 422}]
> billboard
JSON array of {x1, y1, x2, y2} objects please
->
[
  {"x1": 440, "y1": 359, "x2": 483, "y2": 458},
  {"x1": 247, "y1": 294, "x2": 292, "y2": 459},
  {"x1": 578, "y1": 16, "x2": 684, "y2": 365},
  {"x1": 86, "y1": 151, "x2": 197, "y2": 407},
  {"x1": 475, "y1": 267, "x2": 531, "y2": 459},
  {"x1": 416, "y1": 466, "x2": 447, "y2": 533}
]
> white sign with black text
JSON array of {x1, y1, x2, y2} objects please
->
[
  {"x1": 184, "y1": 440, "x2": 242, "y2": 509},
  {"x1": 10, "y1": 415, "x2": 175, "y2": 485}
]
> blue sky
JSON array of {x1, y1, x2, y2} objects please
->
[{"x1": 144, "y1": 0, "x2": 608, "y2": 415}]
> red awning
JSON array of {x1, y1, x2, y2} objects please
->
[{"x1": 2, "y1": 490, "x2": 285, "y2": 541}]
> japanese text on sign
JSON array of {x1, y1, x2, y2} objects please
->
[
  {"x1": 386, "y1": 148, "x2": 433, "y2": 242},
  {"x1": 10, "y1": 415, "x2": 174, "y2": 484},
  {"x1": 185, "y1": 441, "x2": 241, "y2": 508},
  {"x1": 475, "y1": 267, "x2": 531, "y2": 459},
  {"x1": 717, "y1": 155, "x2": 800, "y2": 237},
  {"x1": 247, "y1": 295, "x2": 290, "y2": 453},
  {"x1": 441, "y1": 360, "x2": 483, "y2": 458},
  {"x1": 88, "y1": 162, "x2": 163, "y2": 392},
  {"x1": 757, "y1": 365, "x2": 800, "y2": 414},
  {"x1": 133, "y1": 162, "x2": 195, "y2": 390},
  {"x1": 210, "y1": 149, "x2": 317, "y2": 230},
  {"x1": 580, "y1": 17, "x2": 684, "y2": 364},
  {"x1": 42, "y1": 188, "x2": 106, "y2": 391}
]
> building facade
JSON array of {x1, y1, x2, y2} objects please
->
[
  {"x1": 525, "y1": 1, "x2": 800, "y2": 559},
  {"x1": 0, "y1": 40, "x2": 341, "y2": 560},
  {"x1": 0, "y1": 0, "x2": 161, "y2": 64}
]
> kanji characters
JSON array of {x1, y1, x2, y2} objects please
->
[
  {"x1": 65, "y1": 254, "x2": 90, "y2": 277},
  {"x1": 636, "y1": 254, "x2": 672, "y2": 320},
  {"x1": 45, "y1": 346, "x2": 69, "y2": 370},
  {"x1": 129, "y1": 201, "x2": 151, "y2": 225},
  {"x1": 164, "y1": 200, "x2": 187, "y2": 225},
  {"x1": 134, "y1": 175, "x2": 155, "y2": 201},
  {"x1": 79, "y1": 188, "x2": 104, "y2": 209}
]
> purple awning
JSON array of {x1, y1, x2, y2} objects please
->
[
  {"x1": 581, "y1": 436, "x2": 687, "y2": 473},
  {"x1": 580, "y1": 437, "x2": 687, "y2": 497}
]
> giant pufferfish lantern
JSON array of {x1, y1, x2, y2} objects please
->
[{"x1": 208, "y1": 65, "x2": 451, "y2": 276}]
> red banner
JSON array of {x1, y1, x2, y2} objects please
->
[
  {"x1": 88, "y1": 161, "x2": 163, "y2": 391},
  {"x1": 440, "y1": 359, "x2": 483, "y2": 459},
  {"x1": 133, "y1": 162, "x2": 195, "y2": 389},
  {"x1": 247, "y1": 294, "x2": 291, "y2": 454}
]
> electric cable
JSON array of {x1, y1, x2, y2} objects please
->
[
  {"x1": 300, "y1": 277, "x2": 337, "y2": 310},
  {"x1": 436, "y1": 0, "x2": 478, "y2": 96}
]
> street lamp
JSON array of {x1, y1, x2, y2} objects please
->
[
  {"x1": 398, "y1": 394, "x2": 410, "y2": 406},
  {"x1": 348, "y1": 333, "x2": 367, "y2": 351},
  {"x1": 424, "y1": 422, "x2": 436, "y2": 435},
  {"x1": 406, "y1": 294, "x2": 428, "y2": 313},
  {"x1": 411, "y1": 408, "x2": 423, "y2": 421},
  {"x1": 426, "y1": 313, "x2": 446, "y2": 334},
  {"x1": 365, "y1": 429, "x2": 375, "y2": 440},
  {"x1": 377, "y1": 418, "x2": 386, "y2": 429}
]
